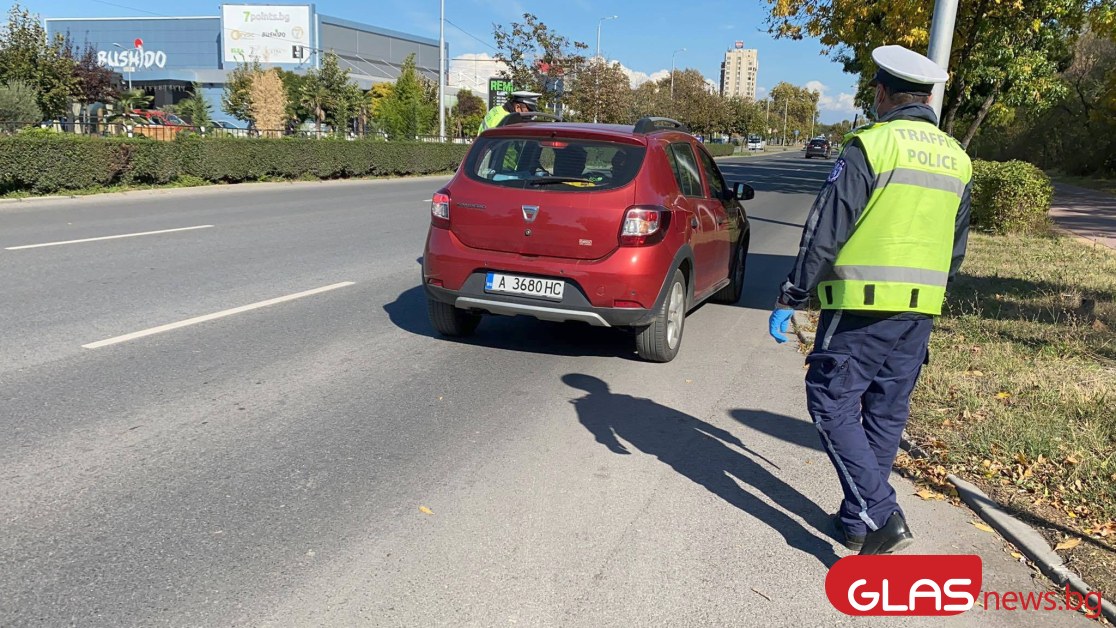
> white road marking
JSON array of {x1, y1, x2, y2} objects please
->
[
  {"x1": 6, "y1": 225, "x2": 214, "y2": 250},
  {"x1": 82, "y1": 281, "x2": 356, "y2": 349}
]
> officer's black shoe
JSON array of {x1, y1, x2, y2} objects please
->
[
  {"x1": 858, "y1": 512, "x2": 914, "y2": 555},
  {"x1": 833, "y1": 515, "x2": 865, "y2": 552}
]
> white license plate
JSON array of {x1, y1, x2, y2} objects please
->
[{"x1": 485, "y1": 272, "x2": 565, "y2": 300}]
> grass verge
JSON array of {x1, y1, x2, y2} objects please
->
[
  {"x1": 796, "y1": 232, "x2": 1116, "y2": 599},
  {"x1": 903, "y1": 232, "x2": 1116, "y2": 600},
  {"x1": 1052, "y1": 174, "x2": 1116, "y2": 196}
]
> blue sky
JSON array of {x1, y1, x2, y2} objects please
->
[{"x1": 25, "y1": 0, "x2": 864, "y2": 123}]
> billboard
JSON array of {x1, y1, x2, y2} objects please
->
[
  {"x1": 221, "y1": 4, "x2": 312, "y2": 65},
  {"x1": 488, "y1": 77, "x2": 514, "y2": 110}
]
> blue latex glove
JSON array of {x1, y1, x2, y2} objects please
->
[{"x1": 769, "y1": 307, "x2": 794, "y2": 343}]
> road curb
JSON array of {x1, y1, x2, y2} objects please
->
[
  {"x1": 792, "y1": 311, "x2": 815, "y2": 345},
  {"x1": 899, "y1": 437, "x2": 1115, "y2": 622}
]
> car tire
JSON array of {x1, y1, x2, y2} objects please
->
[
  {"x1": 427, "y1": 298, "x2": 481, "y2": 337},
  {"x1": 635, "y1": 269, "x2": 687, "y2": 363},
  {"x1": 712, "y1": 241, "x2": 747, "y2": 305}
]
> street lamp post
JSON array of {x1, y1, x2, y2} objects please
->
[
  {"x1": 113, "y1": 43, "x2": 132, "y2": 91},
  {"x1": 594, "y1": 15, "x2": 618, "y2": 124},
  {"x1": 438, "y1": 0, "x2": 446, "y2": 141},
  {"x1": 670, "y1": 48, "x2": 686, "y2": 109},
  {"x1": 926, "y1": 0, "x2": 959, "y2": 125},
  {"x1": 782, "y1": 99, "x2": 788, "y2": 147}
]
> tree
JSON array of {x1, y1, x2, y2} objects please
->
[
  {"x1": 315, "y1": 52, "x2": 360, "y2": 132},
  {"x1": 377, "y1": 53, "x2": 436, "y2": 139},
  {"x1": 450, "y1": 89, "x2": 486, "y2": 136},
  {"x1": 492, "y1": 13, "x2": 589, "y2": 108},
  {"x1": 176, "y1": 83, "x2": 212, "y2": 128},
  {"x1": 249, "y1": 68, "x2": 287, "y2": 134},
  {"x1": 277, "y1": 69, "x2": 310, "y2": 124},
  {"x1": 367, "y1": 82, "x2": 394, "y2": 118},
  {"x1": 564, "y1": 60, "x2": 635, "y2": 123},
  {"x1": 0, "y1": 4, "x2": 78, "y2": 118},
  {"x1": 222, "y1": 61, "x2": 261, "y2": 123},
  {"x1": 769, "y1": 81, "x2": 819, "y2": 143},
  {"x1": 762, "y1": 0, "x2": 1103, "y2": 147},
  {"x1": 0, "y1": 80, "x2": 41, "y2": 126},
  {"x1": 65, "y1": 40, "x2": 121, "y2": 126}
]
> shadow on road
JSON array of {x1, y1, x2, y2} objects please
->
[
  {"x1": 383, "y1": 286, "x2": 640, "y2": 359},
  {"x1": 564, "y1": 373, "x2": 841, "y2": 567},
  {"x1": 719, "y1": 157, "x2": 833, "y2": 195},
  {"x1": 730, "y1": 409, "x2": 822, "y2": 454}
]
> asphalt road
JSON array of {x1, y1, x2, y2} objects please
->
[{"x1": 0, "y1": 154, "x2": 1089, "y2": 626}]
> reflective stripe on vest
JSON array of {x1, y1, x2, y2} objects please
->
[{"x1": 818, "y1": 118, "x2": 971, "y2": 315}]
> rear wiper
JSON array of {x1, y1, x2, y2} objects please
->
[{"x1": 527, "y1": 176, "x2": 596, "y2": 186}]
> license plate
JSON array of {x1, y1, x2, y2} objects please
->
[{"x1": 485, "y1": 272, "x2": 565, "y2": 301}]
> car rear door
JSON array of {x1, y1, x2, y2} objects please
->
[{"x1": 664, "y1": 141, "x2": 719, "y2": 296}]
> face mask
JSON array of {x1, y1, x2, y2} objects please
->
[{"x1": 867, "y1": 87, "x2": 882, "y2": 121}]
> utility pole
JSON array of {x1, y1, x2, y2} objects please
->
[
  {"x1": 438, "y1": 0, "x2": 445, "y2": 141},
  {"x1": 594, "y1": 15, "x2": 618, "y2": 124},
  {"x1": 926, "y1": 0, "x2": 959, "y2": 125}
]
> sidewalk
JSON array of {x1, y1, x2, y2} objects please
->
[{"x1": 1050, "y1": 183, "x2": 1116, "y2": 249}]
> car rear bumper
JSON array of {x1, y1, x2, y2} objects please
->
[{"x1": 422, "y1": 227, "x2": 678, "y2": 327}]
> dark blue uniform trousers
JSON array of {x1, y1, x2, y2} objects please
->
[{"x1": 805, "y1": 309, "x2": 933, "y2": 537}]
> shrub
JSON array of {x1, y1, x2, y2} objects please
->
[
  {"x1": 0, "y1": 134, "x2": 469, "y2": 194},
  {"x1": 970, "y1": 159, "x2": 1053, "y2": 234},
  {"x1": 705, "y1": 143, "x2": 735, "y2": 157}
]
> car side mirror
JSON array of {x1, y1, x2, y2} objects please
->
[{"x1": 733, "y1": 182, "x2": 755, "y2": 201}]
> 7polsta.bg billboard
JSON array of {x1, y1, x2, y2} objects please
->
[{"x1": 221, "y1": 4, "x2": 311, "y2": 65}]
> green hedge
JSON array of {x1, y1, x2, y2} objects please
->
[
  {"x1": 970, "y1": 159, "x2": 1053, "y2": 234},
  {"x1": 706, "y1": 143, "x2": 735, "y2": 157},
  {"x1": 0, "y1": 134, "x2": 469, "y2": 194}
]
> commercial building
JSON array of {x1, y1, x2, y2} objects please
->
[
  {"x1": 45, "y1": 4, "x2": 447, "y2": 122},
  {"x1": 719, "y1": 41, "x2": 758, "y2": 101}
]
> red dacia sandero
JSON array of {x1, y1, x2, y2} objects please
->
[{"x1": 422, "y1": 115, "x2": 755, "y2": 362}]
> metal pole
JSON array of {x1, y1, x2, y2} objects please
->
[
  {"x1": 670, "y1": 48, "x2": 685, "y2": 106},
  {"x1": 926, "y1": 0, "x2": 959, "y2": 125},
  {"x1": 593, "y1": 16, "x2": 616, "y2": 124},
  {"x1": 782, "y1": 99, "x2": 788, "y2": 146},
  {"x1": 438, "y1": 0, "x2": 446, "y2": 141}
]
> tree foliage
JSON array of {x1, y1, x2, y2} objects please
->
[
  {"x1": 249, "y1": 69, "x2": 287, "y2": 134},
  {"x1": 222, "y1": 61, "x2": 260, "y2": 123},
  {"x1": 493, "y1": 13, "x2": 588, "y2": 108},
  {"x1": 762, "y1": 0, "x2": 1106, "y2": 147},
  {"x1": 176, "y1": 83, "x2": 213, "y2": 128},
  {"x1": 564, "y1": 60, "x2": 634, "y2": 123},
  {"x1": 0, "y1": 4, "x2": 78, "y2": 118},
  {"x1": 0, "y1": 80, "x2": 41, "y2": 124},
  {"x1": 377, "y1": 53, "x2": 437, "y2": 140}
]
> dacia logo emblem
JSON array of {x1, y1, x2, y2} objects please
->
[{"x1": 522, "y1": 205, "x2": 539, "y2": 222}]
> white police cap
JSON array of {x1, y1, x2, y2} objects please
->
[
  {"x1": 871, "y1": 45, "x2": 948, "y2": 88},
  {"x1": 508, "y1": 91, "x2": 542, "y2": 101}
]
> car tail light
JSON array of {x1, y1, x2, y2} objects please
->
[
  {"x1": 620, "y1": 206, "x2": 670, "y2": 246},
  {"x1": 431, "y1": 192, "x2": 450, "y2": 228}
]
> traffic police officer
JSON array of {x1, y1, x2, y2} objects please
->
[
  {"x1": 477, "y1": 90, "x2": 542, "y2": 134},
  {"x1": 768, "y1": 45, "x2": 973, "y2": 555}
]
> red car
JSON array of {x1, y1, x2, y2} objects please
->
[{"x1": 422, "y1": 115, "x2": 755, "y2": 362}]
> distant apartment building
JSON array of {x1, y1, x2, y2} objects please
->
[{"x1": 720, "y1": 42, "x2": 758, "y2": 100}]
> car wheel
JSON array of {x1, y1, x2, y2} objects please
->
[
  {"x1": 635, "y1": 269, "x2": 686, "y2": 363},
  {"x1": 712, "y1": 241, "x2": 747, "y2": 305},
  {"x1": 427, "y1": 298, "x2": 481, "y2": 337}
]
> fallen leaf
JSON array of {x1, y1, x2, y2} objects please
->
[
  {"x1": 1055, "y1": 537, "x2": 1082, "y2": 551},
  {"x1": 995, "y1": 391, "x2": 1012, "y2": 400},
  {"x1": 964, "y1": 370, "x2": 985, "y2": 377},
  {"x1": 916, "y1": 489, "x2": 937, "y2": 500},
  {"x1": 972, "y1": 521, "x2": 995, "y2": 533},
  {"x1": 1010, "y1": 551, "x2": 1023, "y2": 559},
  {"x1": 419, "y1": 506, "x2": 434, "y2": 515},
  {"x1": 685, "y1": 379, "x2": 693, "y2": 384},
  {"x1": 1065, "y1": 455, "x2": 1080, "y2": 465}
]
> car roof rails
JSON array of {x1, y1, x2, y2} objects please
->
[
  {"x1": 633, "y1": 117, "x2": 690, "y2": 134},
  {"x1": 495, "y1": 111, "x2": 563, "y2": 127}
]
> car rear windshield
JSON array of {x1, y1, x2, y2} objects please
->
[
  {"x1": 463, "y1": 137, "x2": 646, "y2": 191},
  {"x1": 810, "y1": 140, "x2": 827, "y2": 146}
]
